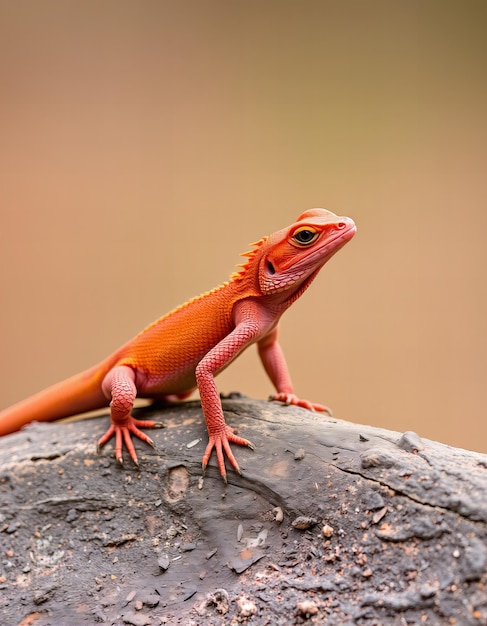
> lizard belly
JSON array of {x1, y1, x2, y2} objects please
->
[
  {"x1": 134, "y1": 366, "x2": 197, "y2": 398},
  {"x1": 126, "y1": 341, "x2": 248, "y2": 399}
]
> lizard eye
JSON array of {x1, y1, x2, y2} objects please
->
[{"x1": 291, "y1": 227, "x2": 319, "y2": 246}]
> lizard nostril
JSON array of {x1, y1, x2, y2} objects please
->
[{"x1": 337, "y1": 222, "x2": 347, "y2": 229}]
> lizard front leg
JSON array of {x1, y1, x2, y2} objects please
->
[
  {"x1": 197, "y1": 306, "x2": 262, "y2": 481},
  {"x1": 97, "y1": 365, "x2": 160, "y2": 466},
  {"x1": 258, "y1": 326, "x2": 332, "y2": 414}
]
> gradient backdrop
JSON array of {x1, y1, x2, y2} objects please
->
[{"x1": 1, "y1": 1, "x2": 486, "y2": 452}]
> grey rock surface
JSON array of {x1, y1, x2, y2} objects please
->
[{"x1": 0, "y1": 396, "x2": 486, "y2": 625}]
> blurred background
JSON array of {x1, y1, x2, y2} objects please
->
[{"x1": 0, "y1": 1, "x2": 486, "y2": 452}]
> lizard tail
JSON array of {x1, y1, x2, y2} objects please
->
[{"x1": 0, "y1": 364, "x2": 110, "y2": 436}]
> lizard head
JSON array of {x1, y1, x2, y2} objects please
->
[{"x1": 257, "y1": 208, "x2": 356, "y2": 296}]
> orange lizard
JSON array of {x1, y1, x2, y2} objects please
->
[{"x1": 0, "y1": 209, "x2": 356, "y2": 480}]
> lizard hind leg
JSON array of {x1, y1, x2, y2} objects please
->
[{"x1": 98, "y1": 365, "x2": 159, "y2": 467}]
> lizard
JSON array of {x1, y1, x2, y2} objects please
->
[{"x1": 0, "y1": 208, "x2": 356, "y2": 481}]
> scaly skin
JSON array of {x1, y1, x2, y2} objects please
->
[{"x1": 0, "y1": 209, "x2": 356, "y2": 480}]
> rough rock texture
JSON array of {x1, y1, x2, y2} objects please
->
[{"x1": 0, "y1": 396, "x2": 486, "y2": 625}]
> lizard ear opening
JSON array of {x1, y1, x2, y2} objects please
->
[{"x1": 267, "y1": 261, "x2": 276, "y2": 275}]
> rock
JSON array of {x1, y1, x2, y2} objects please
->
[{"x1": 0, "y1": 396, "x2": 486, "y2": 625}]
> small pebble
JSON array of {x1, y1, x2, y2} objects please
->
[
  {"x1": 397, "y1": 431, "x2": 424, "y2": 453},
  {"x1": 157, "y1": 555, "x2": 170, "y2": 571},
  {"x1": 291, "y1": 516, "x2": 318, "y2": 530},
  {"x1": 181, "y1": 543, "x2": 196, "y2": 552},
  {"x1": 166, "y1": 526, "x2": 178, "y2": 539},
  {"x1": 297, "y1": 599, "x2": 319, "y2": 616},
  {"x1": 236, "y1": 595, "x2": 257, "y2": 617},
  {"x1": 124, "y1": 590, "x2": 137, "y2": 605},
  {"x1": 142, "y1": 593, "x2": 161, "y2": 609},
  {"x1": 273, "y1": 507, "x2": 284, "y2": 523},
  {"x1": 322, "y1": 524, "x2": 334, "y2": 538},
  {"x1": 372, "y1": 507, "x2": 388, "y2": 525},
  {"x1": 361, "y1": 448, "x2": 397, "y2": 469}
]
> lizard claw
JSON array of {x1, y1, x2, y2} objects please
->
[
  {"x1": 97, "y1": 416, "x2": 159, "y2": 467},
  {"x1": 269, "y1": 393, "x2": 332, "y2": 415},
  {"x1": 201, "y1": 425, "x2": 253, "y2": 482}
]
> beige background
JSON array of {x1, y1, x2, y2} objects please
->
[{"x1": 0, "y1": 1, "x2": 486, "y2": 452}]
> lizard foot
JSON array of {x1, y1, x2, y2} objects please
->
[
  {"x1": 202, "y1": 425, "x2": 255, "y2": 483},
  {"x1": 97, "y1": 417, "x2": 161, "y2": 467},
  {"x1": 269, "y1": 393, "x2": 333, "y2": 416}
]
